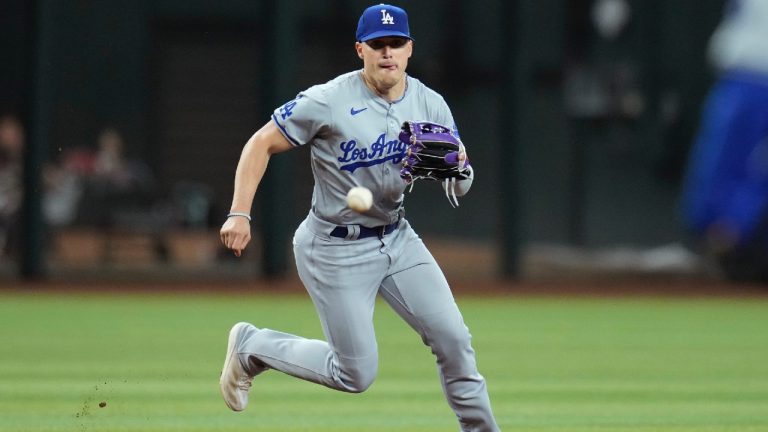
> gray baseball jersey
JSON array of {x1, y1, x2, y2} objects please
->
[
  {"x1": 235, "y1": 70, "x2": 499, "y2": 431},
  {"x1": 271, "y1": 70, "x2": 458, "y2": 227}
]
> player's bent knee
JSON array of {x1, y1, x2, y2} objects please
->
[
  {"x1": 344, "y1": 374, "x2": 376, "y2": 393},
  {"x1": 425, "y1": 319, "x2": 475, "y2": 361},
  {"x1": 435, "y1": 330, "x2": 472, "y2": 357},
  {"x1": 423, "y1": 314, "x2": 472, "y2": 348},
  {"x1": 337, "y1": 355, "x2": 378, "y2": 393}
]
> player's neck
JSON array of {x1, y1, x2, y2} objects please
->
[{"x1": 361, "y1": 71, "x2": 407, "y2": 103}]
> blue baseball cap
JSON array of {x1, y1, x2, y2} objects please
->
[{"x1": 356, "y1": 4, "x2": 412, "y2": 42}]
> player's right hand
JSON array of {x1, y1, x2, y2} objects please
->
[{"x1": 220, "y1": 217, "x2": 251, "y2": 257}]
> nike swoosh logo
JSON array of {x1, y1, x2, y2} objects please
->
[{"x1": 350, "y1": 107, "x2": 368, "y2": 116}]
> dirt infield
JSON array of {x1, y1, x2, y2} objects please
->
[
  {"x1": 2, "y1": 232, "x2": 767, "y2": 297},
  {"x1": 3, "y1": 276, "x2": 767, "y2": 298}
]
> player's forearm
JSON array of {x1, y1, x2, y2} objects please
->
[
  {"x1": 229, "y1": 122, "x2": 293, "y2": 214},
  {"x1": 229, "y1": 135, "x2": 273, "y2": 213}
]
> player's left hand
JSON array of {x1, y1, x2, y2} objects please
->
[
  {"x1": 220, "y1": 217, "x2": 251, "y2": 257},
  {"x1": 399, "y1": 121, "x2": 473, "y2": 207},
  {"x1": 399, "y1": 121, "x2": 471, "y2": 183}
]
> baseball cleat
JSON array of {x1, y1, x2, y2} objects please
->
[{"x1": 220, "y1": 322, "x2": 254, "y2": 411}]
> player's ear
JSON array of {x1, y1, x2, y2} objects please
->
[
  {"x1": 355, "y1": 42, "x2": 364, "y2": 59},
  {"x1": 407, "y1": 40, "x2": 413, "y2": 58}
]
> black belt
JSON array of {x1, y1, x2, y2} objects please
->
[{"x1": 330, "y1": 221, "x2": 399, "y2": 239}]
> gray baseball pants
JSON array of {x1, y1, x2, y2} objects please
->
[{"x1": 236, "y1": 212, "x2": 500, "y2": 431}]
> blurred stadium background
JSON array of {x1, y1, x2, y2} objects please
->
[{"x1": 0, "y1": 0, "x2": 734, "y2": 283}]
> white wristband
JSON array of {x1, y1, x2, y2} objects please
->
[{"x1": 227, "y1": 212, "x2": 251, "y2": 222}]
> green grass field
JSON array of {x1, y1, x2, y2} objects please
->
[{"x1": 1, "y1": 290, "x2": 767, "y2": 431}]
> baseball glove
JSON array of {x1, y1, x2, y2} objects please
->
[{"x1": 399, "y1": 121, "x2": 472, "y2": 206}]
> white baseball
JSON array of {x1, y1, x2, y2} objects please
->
[{"x1": 346, "y1": 186, "x2": 373, "y2": 212}]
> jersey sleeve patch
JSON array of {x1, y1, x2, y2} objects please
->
[{"x1": 271, "y1": 90, "x2": 329, "y2": 146}]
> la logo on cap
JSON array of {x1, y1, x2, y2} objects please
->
[{"x1": 381, "y1": 9, "x2": 394, "y2": 24}]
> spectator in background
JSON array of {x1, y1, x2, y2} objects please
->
[
  {"x1": 91, "y1": 127, "x2": 153, "y2": 193},
  {"x1": 42, "y1": 149, "x2": 85, "y2": 228},
  {"x1": 74, "y1": 127, "x2": 156, "y2": 225},
  {"x1": 681, "y1": 0, "x2": 768, "y2": 282},
  {"x1": 0, "y1": 113, "x2": 24, "y2": 260}
]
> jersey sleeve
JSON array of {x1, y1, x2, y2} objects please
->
[{"x1": 271, "y1": 86, "x2": 330, "y2": 146}]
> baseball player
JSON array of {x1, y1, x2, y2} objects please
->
[
  {"x1": 219, "y1": 4, "x2": 500, "y2": 431},
  {"x1": 681, "y1": 0, "x2": 768, "y2": 281}
]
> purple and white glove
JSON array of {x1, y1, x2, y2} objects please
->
[{"x1": 399, "y1": 121, "x2": 472, "y2": 206}]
